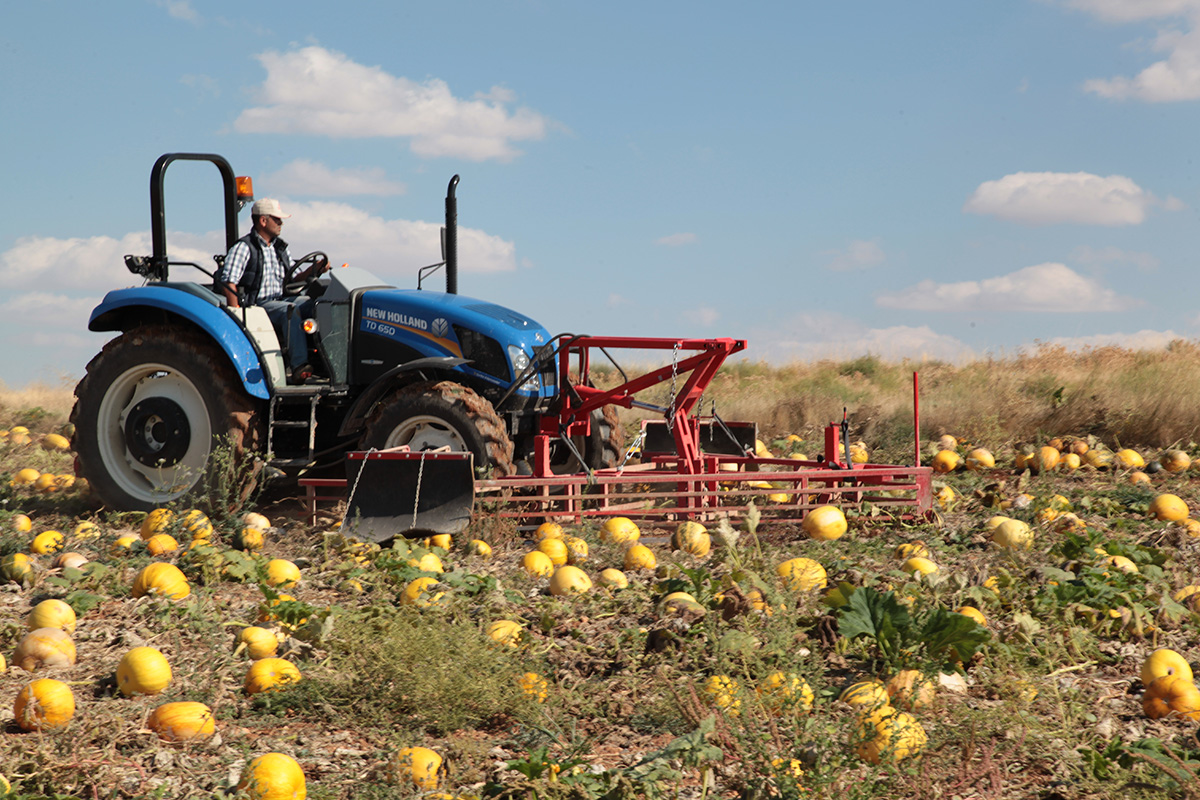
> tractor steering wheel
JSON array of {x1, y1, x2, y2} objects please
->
[{"x1": 285, "y1": 251, "x2": 330, "y2": 296}]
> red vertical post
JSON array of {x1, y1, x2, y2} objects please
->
[{"x1": 913, "y1": 372, "x2": 921, "y2": 468}]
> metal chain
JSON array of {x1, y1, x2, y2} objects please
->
[
  {"x1": 340, "y1": 447, "x2": 379, "y2": 534},
  {"x1": 666, "y1": 342, "x2": 681, "y2": 433},
  {"x1": 617, "y1": 429, "x2": 646, "y2": 473},
  {"x1": 412, "y1": 451, "x2": 427, "y2": 531}
]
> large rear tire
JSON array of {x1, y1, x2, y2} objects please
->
[
  {"x1": 70, "y1": 325, "x2": 263, "y2": 510},
  {"x1": 360, "y1": 381, "x2": 515, "y2": 478}
]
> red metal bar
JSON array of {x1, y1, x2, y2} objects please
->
[{"x1": 913, "y1": 371, "x2": 920, "y2": 469}]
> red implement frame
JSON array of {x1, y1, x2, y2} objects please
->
[{"x1": 476, "y1": 336, "x2": 933, "y2": 527}]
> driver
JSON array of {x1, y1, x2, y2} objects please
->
[{"x1": 217, "y1": 198, "x2": 328, "y2": 381}]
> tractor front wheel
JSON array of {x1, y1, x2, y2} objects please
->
[
  {"x1": 360, "y1": 381, "x2": 515, "y2": 477},
  {"x1": 70, "y1": 325, "x2": 263, "y2": 510}
]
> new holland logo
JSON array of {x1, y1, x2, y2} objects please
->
[{"x1": 431, "y1": 317, "x2": 450, "y2": 338}]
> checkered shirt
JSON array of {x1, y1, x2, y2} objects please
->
[{"x1": 220, "y1": 232, "x2": 290, "y2": 302}]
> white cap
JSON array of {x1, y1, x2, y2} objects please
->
[{"x1": 251, "y1": 198, "x2": 291, "y2": 219}]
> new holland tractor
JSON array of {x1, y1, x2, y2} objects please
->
[{"x1": 71, "y1": 153, "x2": 621, "y2": 513}]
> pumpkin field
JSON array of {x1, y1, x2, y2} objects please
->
[{"x1": 2, "y1": 345, "x2": 1200, "y2": 800}]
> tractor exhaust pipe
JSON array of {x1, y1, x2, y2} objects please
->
[{"x1": 445, "y1": 175, "x2": 459, "y2": 295}]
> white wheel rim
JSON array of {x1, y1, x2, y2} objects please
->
[
  {"x1": 95, "y1": 362, "x2": 213, "y2": 505},
  {"x1": 383, "y1": 414, "x2": 468, "y2": 452}
]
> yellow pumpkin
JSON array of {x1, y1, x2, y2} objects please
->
[
  {"x1": 408, "y1": 553, "x2": 443, "y2": 573},
  {"x1": 147, "y1": 701, "x2": 216, "y2": 742},
  {"x1": 901, "y1": 557, "x2": 938, "y2": 576},
  {"x1": 598, "y1": 568, "x2": 629, "y2": 589},
  {"x1": 72, "y1": 520, "x2": 101, "y2": 540},
  {"x1": 140, "y1": 508, "x2": 174, "y2": 540},
  {"x1": 485, "y1": 619, "x2": 524, "y2": 647},
  {"x1": 1143, "y1": 675, "x2": 1200, "y2": 721},
  {"x1": 991, "y1": 519, "x2": 1033, "y2": 550},
  {"x1": 117, "y1": 646, "x2": 172, "y2": 696},
  {"x1": 599, "y1": 516, "x2": 640, "y2": 545},
  {"x1": 400, "y1": 576, "x2": 444, "y2": 607},
  {"x1": 237, "y1": 626, "x2": 280, "y2": 660},
  {"x1": 839, "y1": 680, "x2": 891, "y2": 713},
  {"x1": 1162, "y1": 449, "x2": 1191, "y2": 473},
  {"x1": 565, "y1": 536, "x2": 589, "y2": 564},
  {"x1": 894, "y1": 541, "x2": 929, "y2": 560},
  {"x1": 145, "y1": 533, "x2": 179, "y2": 556},
  {"x1": 549, "y1": 565, "x2": 593, "y2": 596},
  {"x1": 14, "y1": 678, "x2": 75, "y2": 731},
  {"x1": 672, "y1": 521, "x2": 711, "y2": 556},
  {"x1": 623, "y1": 543, "x2": 657, "y2": 571},
  {"x1": 965, "y1": 448, "x2": 995, "y2": 470},
  {"x1": 30, "y1": 530, "x2": 64, "y2": 555},
  {"x1": 392, "y1": 746, "x2": 442, "y2": 790},
  {"x1": 930, "y1": 450, "x2": 959, "y2": 473},
  {"x1": 233, "y1": 526, "x2": 266, "y2": 551},
  {"x1": 777, "y1": 557, "x2": 827, "y2": 591},
  {"x1": 536, "y1": 537, "x2": 570, "y2": 566},
  {"x1": 238, "y1": 753, "x2": 306, "y2": 800},
  {"x1": 244, "y1": 658, "x2": 302, "y2": 694},
  {"x1": 14, "y1": 628, "x2": 76, "y2": 671},
  {"x1": 956, "y1": 606, "x2": 987, "y2": 627},
  {"x1": 181, "y1": 509, "x2": 214, "y2": 541},
  {"x1": 521, "y1": 550, "x2": 554, "y2": 577},
  {"x1": 11, "y1": 468, "x2": 40, "y2": 486},
  {"x1": 2, "y1": 552, "x2": 33, "y2": 584},
  {"x1": 854, "y1": 707, "x2": 927, "y2": 763},
  {"x1": 534, "y1": 521, "x2": 564, "y2": 541},
  {"x1": 131, "y1": 562, "x2": 191, "y2": 600},
  {"x1": 243, "y1": 512, "x2": 271, "y2": 530},
  {"x1": 41, "y1": 433, "x2": 71, "y2": 451},
  {"x1": 1114, "y1": 448, "x2": 1145, "y2": 469},
  {"x1": 12, "y1": 513, "x2": 33, "y2": 532},
  {"x1": 885, "y1": 670, "x2": 936, "y2": 711},
  {"x1": 28, "y1": 599, "x2": 76, "y2": 633},
  {"x1": 1141, "y1": 648, "x2": 1194, "y2": 686},
  {"x1": 468, "y1": 539, "x2": 492, "y2": 557},
  {"x1": 1149, "y1": 493, "x2": 1189, "y2": 522},
  {"x1": 265, "y1": 559, "x2": 301, "y2": 589},
  {"x1": 54, "y1": 551, "x2": 88, "y2": 570},
  {"x1": 802, "y1": 505, "x2": 848, "y2": 541}
]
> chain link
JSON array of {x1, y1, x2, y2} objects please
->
[
  {"x1": 412, "y1": 451, "x2": 427, "y2": 531},
  {"x1": 666, "y1": 342, "x2": 681, "y2": 433},
  {"x1": 617, "y1": 429, "x2": 646, "y2": 473},
  {"x1": 340, "y1": 447, "x2": 379, "y2": 534}
]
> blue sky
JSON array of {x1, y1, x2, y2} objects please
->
[{"x1": 3, "y1": 0, "x2": 1200, "y2": 387}]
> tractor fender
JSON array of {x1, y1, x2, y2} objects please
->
[
  {"x1": 336, "y1": 356, "x2": 470, "y2": 438},
  {"x1": 88, "y1": 285, "x2": 271, "y2": 400}
]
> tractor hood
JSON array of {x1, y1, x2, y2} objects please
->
[{"x1": 356, "y1": 286, "x2": 554, "y2": 397}]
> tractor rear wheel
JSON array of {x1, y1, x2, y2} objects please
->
[
  {"x1": 360, "y1": 381, "x2": 515, "y2": 478},
  {"x1": 70, "y1": 325, "x2": 264, "y2": 511},
  {"x1": 546, "y1": 404, "x2": 626, "y2": 475}
]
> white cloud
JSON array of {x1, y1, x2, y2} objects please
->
[
  {"x1": 1071, "y1": 244, "x2": 1160, "y2": 271},
  {"x1": 234, "y1": 46, "x2": 550, "y2": 162},
  {"x1": 1043, "y1": 329, "x2": 1187, "y2": 350},
  {"x1": 154, "y1": 0, "x2": 198, "y2": 22},
  {"x1": 752, "y1": 312, "x2": 976, "y2": 364},
  {"x1": 1061, "y1": 0, "x2": 1200, "y2": 25},
  {"x1": 0, "y1": 201, "x2": 515, "y2": 298},
  {"x1": 607, "y1": 293, "x2": 631, "y2": 308},
  {"x1": 824, "y1": 239, "x2": 885, "y2": 272},
  {"x1": 260, "y1": 160, "x2": 406, "y2": 198},
  {"x1": 284, "y1": 200, "x2": 515, "y2": 276},
  {"x1": 1061, "y1": 0, "x2": 1200, "y2": 101},
  {"x1": 655, "y1": 233, "x2": 697, "y2": 247},
  {"x1": 963, "y1": 171, "x2": 1162, "y2": 226},
  {"x1": 876, "y1": 262, "x2": 1138, "y2": 312}
]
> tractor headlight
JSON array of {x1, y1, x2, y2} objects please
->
[{"x1": 507, "y1": 345, "x2": 540, "y2": 390}]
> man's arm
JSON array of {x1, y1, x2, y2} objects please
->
[{"x1": 218, "y1": 240, "x2": 251, "y2": 307}]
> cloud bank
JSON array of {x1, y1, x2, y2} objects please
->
[
  {"x1": 963, "y1": 172, "x2": 1167, "y2": 226},
  {"x1": 234, "y1": 46, "x2": 550, "y2": 161},
  {"x1": 876, "y1": 262, "x2": 1137, "y2": 312}
]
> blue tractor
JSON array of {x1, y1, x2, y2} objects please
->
[{"x1": 70, "y1": 153, "x2": 621, "y2": 513}]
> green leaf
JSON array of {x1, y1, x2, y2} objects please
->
[
  {"x1": 836, "y1": 587, "x2": 912, "y2": 664},
  {"x1": 919, "y1": 607, "x2": 991, "y2": 665}
]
